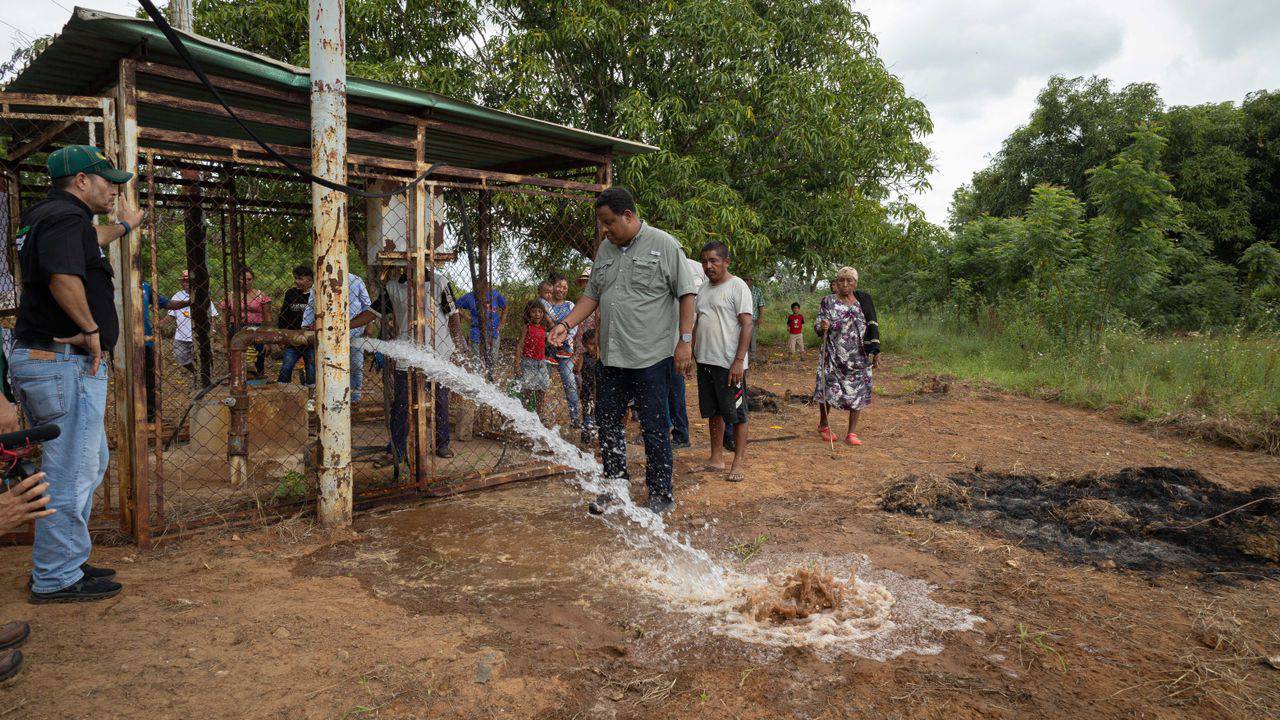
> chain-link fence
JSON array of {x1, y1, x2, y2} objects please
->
[
  {"x1": 138, "y1": 155, "x2": 602, "y2": 538},
  {"x1": 0, "y1": 95, "x2": 125, "y2": 541},
  {"x1": 2, "y1": 91, "x2": 607, "y2": 543}
]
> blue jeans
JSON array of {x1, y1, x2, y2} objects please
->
[
  {"x1": 350, "y1": 346, "x2": 365, "y2": 403},
  {"x1": 277, "y1": 345, "x2": 316, "y2": 385},
  {"x1": 597, "y1": 357, "x2": 674, "y2": 501},
  {"x1": 9, "y1": 347, "x2": 109, "y2": 593},
  {"x1": 554, "y1": 356, "x2": 581, "y2": 425},
  {"x1": 668, "y1": 362, "x2": 689, "y2": 444}
]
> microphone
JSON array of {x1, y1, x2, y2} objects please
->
[{"x1": 0, "y1": 424, "x2": 60, "y2": 448}]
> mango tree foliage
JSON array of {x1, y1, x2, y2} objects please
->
[
  {"x1": 186, "y1": 0, "x2": 485, "y2": 98},
  {"x1": 950, "y1": 75, "x2": 1162, "y2": 228},
  {"x1": 482, "y1": 0, "x2": 933, "y2": 273},
  {"x1": 1085, "y1": 126, "x2": 1182, "y2": 323}
]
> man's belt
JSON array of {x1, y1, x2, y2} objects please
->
[{"x1": 15, "y1": 339, "x2": 92, "y2": 357}]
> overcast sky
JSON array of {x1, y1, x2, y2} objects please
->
[
  {"x1": 5, "y1": 1, "x2": 1279, "y2": 226},
  {"x1": 859, "y1": 0, "x2": 1280, "y2": 224}
]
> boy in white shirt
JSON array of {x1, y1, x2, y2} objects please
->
[{"x1": 167, "y1": 270, "x2": 219, "y2": 375}]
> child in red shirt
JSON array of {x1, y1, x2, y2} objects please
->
[
  {"x1": 786, "y1": 302, "x2": 805, "y2": 356},
  {"x1": 514, "y1": 300, "x2": 552, "y2": 418}
]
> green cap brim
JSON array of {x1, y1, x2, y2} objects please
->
[{"x1": 94, "y1": 167, "x2": 134, "y2": 184}]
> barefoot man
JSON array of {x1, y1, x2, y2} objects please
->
[
  {"x1": 693, "y1": 241, "x2": 752, "y2": 482},
  {"x1": 548, "y1": 188, "x2": 695, "y2": 515}
]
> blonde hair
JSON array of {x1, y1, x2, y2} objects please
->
[{"x1": 836, "y1": 266, "x2": 859, "y2": 283}]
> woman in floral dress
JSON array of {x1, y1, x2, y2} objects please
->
[{"x1": 813, "y1": 266, "x2": 878, "y2": 445}]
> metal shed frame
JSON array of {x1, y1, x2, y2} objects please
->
[{"x1": 1, "y1": 7, "x2": 652, "y2": 545}]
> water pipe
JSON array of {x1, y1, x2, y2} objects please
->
[{"x1": 228, "y1": 327, "x2": 314, "y2": 487}]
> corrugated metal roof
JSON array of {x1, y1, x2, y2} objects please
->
[{"x1": 5, "y1": 7, "x2": 655, "y2": 170}]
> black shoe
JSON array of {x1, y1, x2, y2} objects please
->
[
  {"x1": 0, "y1": 649, "x2": 22, "y2": 683},
  {"x1": 435, "y1": 446, "x2": 455, "y2": 459},
  {"x1": 646, "y1": 495, "x2": 675, "y2": 515},
  {"x1": 588, "y1": 493, "x2": 618, "y2": 515},
  {"x1": 671, "y1": 440, "x2": 691, "y2": 450},
  {"x1": 29, "y1": 575, "x2": 122, "y2": 604},
  {"x1": 81, "y1": 563, "x2": 116, "y2": 579}
]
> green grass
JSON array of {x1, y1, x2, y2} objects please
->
[{"x1": 878, "y1": 312, "x2": 1280, "y2": 452}]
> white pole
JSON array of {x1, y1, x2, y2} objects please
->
[
  {"x1": 310, "y1": 0, "x2": 352, "y2": 528},
  {"x1": 170, "y1": 0, "x2": 193, "y2": 32}
]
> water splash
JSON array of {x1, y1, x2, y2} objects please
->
[
  {"x1": 359, "y1": 338, "x2": 982, "y2": 658},
  {"x1": 360, "y1": 338, "x2": 737, "y2": 601}
]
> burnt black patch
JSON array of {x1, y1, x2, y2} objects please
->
[{"x1": 881, "y1": 467, "x2": 1280, "y2": 578}]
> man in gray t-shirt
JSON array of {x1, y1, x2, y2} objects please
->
[
  {"x1": 549, "y1": 188, "x2": 696, "y2": 515},
  {"x1": 693, "y1": 241, "x2": 753, "y2": 482}
]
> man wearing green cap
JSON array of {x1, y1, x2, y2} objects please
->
[{"x1": 9, "y1": 145, "x2": 143, "y2": 603}]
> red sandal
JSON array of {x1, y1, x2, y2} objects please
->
[
  {"x1": 845, "y1": 433, "x2": 862, "y2": 446},
  {"x1": 819, "y1": 426, "x2": 837, "y2": 442}
]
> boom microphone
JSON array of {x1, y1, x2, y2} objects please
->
[{"x1": 0, "y1": 424, "x2": 60, "y2": 448}]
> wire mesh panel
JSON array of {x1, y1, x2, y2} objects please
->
[
  {"x1": 0, "y1": 95, "x2": 123, "y2": 537},
  {"x1": 416, "y1": 185, "x2": 599, "y2": 488}
]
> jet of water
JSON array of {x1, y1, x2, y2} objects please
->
[{"x1": 359, "y1": 338, "x2": 738, "y2": 601}]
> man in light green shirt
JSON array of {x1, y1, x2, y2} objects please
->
[{"x1": 550, "y1": 188, "x2": 696, "y2": 515}]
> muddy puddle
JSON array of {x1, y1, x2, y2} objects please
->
[
  {"x1": 297, "y1": 481, "x2": 981, "y2": 665},
  {"x1": 881, "y1": 466, "x2": 1280, "y2": 577}
]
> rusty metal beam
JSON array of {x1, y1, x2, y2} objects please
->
[
  {"x1": 134, "y1": 63, "x2": 607, "y2": 166},
  {"x1": 138, "y1": 126, "x2": 417, "y2": 172},
  {"x1": 135, "y1": 90, "x2": 416, "y2": 149},
  {"x1": 0, "y1": 92, "x2": 104, "y2": 109},
  {"x1": 429, "y1": 164, "x2": 605, "y2": 193}
]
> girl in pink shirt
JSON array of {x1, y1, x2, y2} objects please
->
[{"x1": 220, "y1": 268, "x2": 273, "y2": 376}]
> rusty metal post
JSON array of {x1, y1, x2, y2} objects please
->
[
  {"x1": 409, "y1": 124, "x2": 429, "y2": 488},
  {"x1": 310, "y1": 0, "x2": 352, "y2": 528},
  {"x1": 110, "y1": 60, "x2": 151, "y2": 546}
]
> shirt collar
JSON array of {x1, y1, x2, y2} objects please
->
[{"x1": 48, "y1": 189, "x2": 92, "y2": 218}]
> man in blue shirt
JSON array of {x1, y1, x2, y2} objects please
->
[
  {"x1": 301, "y1": 272, "x2": 378, "y2": 402},
  {"x1": 454, "y1": 288, "x2": 507, "y2": 369},
  {"x1": 141, "y1": 280, "x2": 188, "y2": 422}
]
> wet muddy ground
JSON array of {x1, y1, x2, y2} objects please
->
[{"x1": 2, "y1": 350, "x2": 1278, "y2": 719}]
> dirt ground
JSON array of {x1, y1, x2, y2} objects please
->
[{"x1": 2, "y1": 348, "x2": 1278, "y2": 719}]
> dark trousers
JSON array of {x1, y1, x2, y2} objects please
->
[
  {"x1": 668, "y1": 361, "x2": 689, "y2": 444},
  {"x1": 144, "y1": 344, "x2": 157, "y2": 422},
  {"x1": 278, "y1": 345, "x2": 316, "y2": 385},
  {"x1": 389, "y1": 368, "x2": 450, "y2": 462},
  {"x1": 597, "y1": 357, "x2": 674, "y2": 500}
]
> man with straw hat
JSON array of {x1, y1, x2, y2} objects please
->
[{"x1": 11, "y1": 145, "x2": 142, "y2": 602}]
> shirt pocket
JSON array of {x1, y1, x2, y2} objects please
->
[
  {"x1": 631, "y1": 257, "x2": 663, "y2": 290},
  {"x1": 12, "y1": 374, "x2": 69, "y2": 425}
]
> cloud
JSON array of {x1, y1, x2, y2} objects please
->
[
  {"x1": 862, "y1": 1, "x2": 1124, "y2": 114},
  {"x1": 1167, "y1": 0, "x2": 1280, "y2": 59}
]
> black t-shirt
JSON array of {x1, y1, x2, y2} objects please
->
[
  {"x1": 277, "y1": 286, "x2": 310, "y2": 330},
  {"x1": 14, "y1": 190, "x2": 119, "y2": 351}
]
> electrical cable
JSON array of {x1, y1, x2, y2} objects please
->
[{"x1": 135, "y1": 0, "x2": 435, "y2": 199}]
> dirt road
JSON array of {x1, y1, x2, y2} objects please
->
[{"x1": 2, "y1": 350, "x2": 1277, "y2": 719}]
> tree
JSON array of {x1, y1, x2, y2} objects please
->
[
  {"x1": 951, "y1": 75, "x2": 1162, "y2": 226},
  {"x1": 483, "y1": 0, "x2": 933, "y2": 274},
  {"x1": 186, "y1": 0, "x2": 484, "y2": 97},
  {"x1": 1086, "y1": 126, "x2": 1182, "y2": 323}
]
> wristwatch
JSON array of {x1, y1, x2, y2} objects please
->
[{"x1": 679, "y1": 332, "x2": 692, "y2": 343}]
